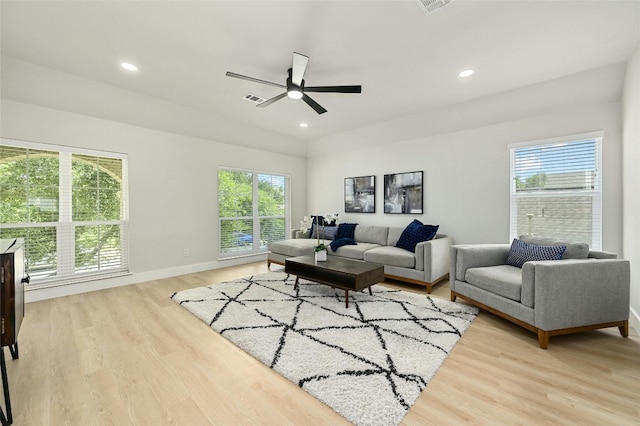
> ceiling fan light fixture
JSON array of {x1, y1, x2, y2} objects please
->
[
  {"x1": 226, "y1": 52, "x2": 361, "y2": 115},
  {"x1": 287, "y1": 88, "x2": 303, "y2": 99}
]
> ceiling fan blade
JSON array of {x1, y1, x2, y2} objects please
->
[
  {"x1": 305, "y1": 85, "x2": 362, "y2": 93},
  {"x1": 291, "y1": 52, "x2": 309, "y2": 86},
  {"x1": 302, "y1": 94, "x2": 327, "y2": 114},
  {"x1": 257, "y1": 92, "x2": 287, "y2": 108},
  {"x1": 225, "y1": 71, "x2": 286, "y2": 89}
]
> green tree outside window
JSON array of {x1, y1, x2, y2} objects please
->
[
  {"x1": 218, "y1": 169, "x2": 287, "y2": 255},
  {"x1": 1, "y1": 143, "x2": 127, "y2": 280}
]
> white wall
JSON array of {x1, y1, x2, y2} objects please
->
[
  {"x1": 308, "y1": 101, "x2": 623, "y2": 254},
  {"x1": 1, "y1": 100, "x2": 307, "y2": 302},
  {"x1": 623, "y1": 42, "x2": 640, "y2": 333}
]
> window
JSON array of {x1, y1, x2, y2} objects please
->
[
  {"x1": 218, "y1": 168, "x2": 288, "y2": 258},
  {"x1": 509, "y1": 132, "x2": 602, "y2": 249},
  {"x1": 0, "y1": 139, "x2": 129, "y2": 286}
]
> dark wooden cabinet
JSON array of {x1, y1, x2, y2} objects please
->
[
  {"x1": 0, "y1": 239, "x2": 26, "y2": 349},
  {"x1": 0, "y1": 238, "x2": 27, "y2": 426}
]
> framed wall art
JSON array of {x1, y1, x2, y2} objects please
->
[
  {"x1": 383, "y1": 171, "x2": 423, "y2": 214},
  {"x1": 344, "y1": 175, "x2": 375, "y2": 213}
]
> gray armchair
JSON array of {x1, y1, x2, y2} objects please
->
[{"x1": 450, "y1": 237, "x2": 630, "y2": 349}]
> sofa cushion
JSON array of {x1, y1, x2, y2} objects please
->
[
  {"x1": 328, "y1": 242, "x2": 381, "y2": 260},
  {"x1": 387, "y1": 227, "x2": 404, "y2": 246},
  {"x1": 518, "y1": 235, "x2": 589, "y2": 259},
  {"x1": 364, "y1": 246, "x2": 416, "y2": 268},
  {"x1": 395, "y1": 219, "x2": 439, "y2": 252},
  {"x1": 354, "y1": 225, "x2": 388, "y2": 246},
  {"x1": 465, "y1": 265, "x2": 523, "y2": 302},
  {"x1": 506, "y1": 238, "x2": 566, "y2": 268},
  {"x1": 268, "y1": 238, "x2": 318, "y2": 257}
]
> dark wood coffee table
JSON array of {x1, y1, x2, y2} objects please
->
[{"x1": 285, "y1": 255, "x2": 384, "y2": 308}]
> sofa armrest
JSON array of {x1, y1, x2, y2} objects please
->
[
  {"x1": 588, "y1": 250, "x2": 618, "y2": 259},
  {"x1": 531, "y1": 259, "x2": 630, "y2": 330},
  {"x1": 416, "y1": 235, "x2": 452, "y2": 282},
  {"x1": 451, "y1": 244, "x2": 511, "y2": 283},
  {"x1": 292, "y1": 229, "x2": 310, "y2": 239}
]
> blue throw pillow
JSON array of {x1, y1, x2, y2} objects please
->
[
  {"x1": 395, "y1": 219, "x2": 439, "y2": 253},
  {"x1": 329, "y1": 237, "x2": 357, "y2": 252},
  {"x1": 505, "y1": 238, "x2": 567, "y2": 268},
  {"x1": 335, "y1": 223, "x2": 357, "y2": 240}
]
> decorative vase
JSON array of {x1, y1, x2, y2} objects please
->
[{"x1": 315, "y1": 250, "x2": 327, "y2": 262}]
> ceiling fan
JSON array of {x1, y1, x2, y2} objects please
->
[{"x1": 226, "y1": 52, "x2": 362, "y2": 115}]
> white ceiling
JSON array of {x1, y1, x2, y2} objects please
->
[{"x1": 2, "y1": 1, "x2": 639, "y2": 156}]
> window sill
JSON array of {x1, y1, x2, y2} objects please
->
[
  {"x1": 217, "y1": 251, "x2": 267, "y2": 262},
  {"x1": 25, "y1": 270, "x2": 131, "y2": 291}
]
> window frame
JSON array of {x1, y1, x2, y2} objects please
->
[
  {"x1": 0, "y1": 138, "x2": 130, "y2": 289},
  {"x1": 508, "y1": 131, "x2": 603, "y2": 250},
  {"x1": 217, "y1": 167, "x2": 290, "y2": 260}
]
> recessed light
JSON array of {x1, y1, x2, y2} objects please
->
[
  {"x1": 458, "y1": 69, "x2": 474, "y2": 78},
  {"x1": 299, "y1": 123, "x2": 308, "y2": 128},
  {"x1": 120, "y1": 62, "x2": 138, "y2": 72}
]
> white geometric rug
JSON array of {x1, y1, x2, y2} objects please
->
[{"x1": 171, "y1": 271, "x2": 478, "y2": 426}]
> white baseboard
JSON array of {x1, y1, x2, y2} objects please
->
[{"x1": 24, "y1": 253, "x2": 267, "y2": 303}]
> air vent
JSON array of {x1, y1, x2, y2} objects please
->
[
  {"x1": 414, "y1": 0, "x2": 453, "y2": 15},
  {"x1": 243, "y1": 93, "x2": 266, "y2": 104}
]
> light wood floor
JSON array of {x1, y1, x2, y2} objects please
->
[{"x1": 6, "y1": 261, "x2": 640, "y2": 425}]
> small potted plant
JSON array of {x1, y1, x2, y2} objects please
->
[
  {"x1": 313, "y1": 213, "x2": 338, "y2": 262},
  {"x1": 315, "y1": 243, "x2": 328, "y2": 261},
  {"x1": 313, "y1": 215, "x2": 327, "y2": 261}
]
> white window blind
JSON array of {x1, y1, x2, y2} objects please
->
[
  {"x1": 0, "y1": 138, "x2": 129, "y2": 287},
  {"x1": 218, "y1": 168, "x2": 289, "y2": 258},
  {"x1": 509, "y1": 132, "x2": 602, "y2": 249}
]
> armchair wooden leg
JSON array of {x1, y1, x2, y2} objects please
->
[
  {"x1": 450, "y1": 292, "x2": 456, "y2": 302},
  {"x1": 537, "y1": 329, "x2": 550, "y2": 349},
  {"x1": 619, "y1": 320, "x2": 629, "y2": 338},
  {"x1": 267, "y1": 260, "x2": 271, "y2": 269}
]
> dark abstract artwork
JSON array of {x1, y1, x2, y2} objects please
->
[
  {"x1": 345, "y1": 175, "x2": 375, "y2": 213},
  {"x1": 384, "y1": 171, "x2": 423, "y2": 214}
]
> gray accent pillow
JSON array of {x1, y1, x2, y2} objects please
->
[
  {"x1": 518, "y1": 235, "x2": 589, "y2": 259},
  {"x1": 311, "y1": 226, "x2": 338, "y2": 240}
]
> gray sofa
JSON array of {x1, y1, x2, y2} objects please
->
[
  {"x1": 450, "y1": 236, "x2": 630, "y2": 348},
  {"x1": 267, "y1": 225, "x2": 452, "y2": 293}
]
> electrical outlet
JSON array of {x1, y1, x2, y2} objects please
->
[{"x1": 183, "y1": 248, "x2": 190, "y2": 257}]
